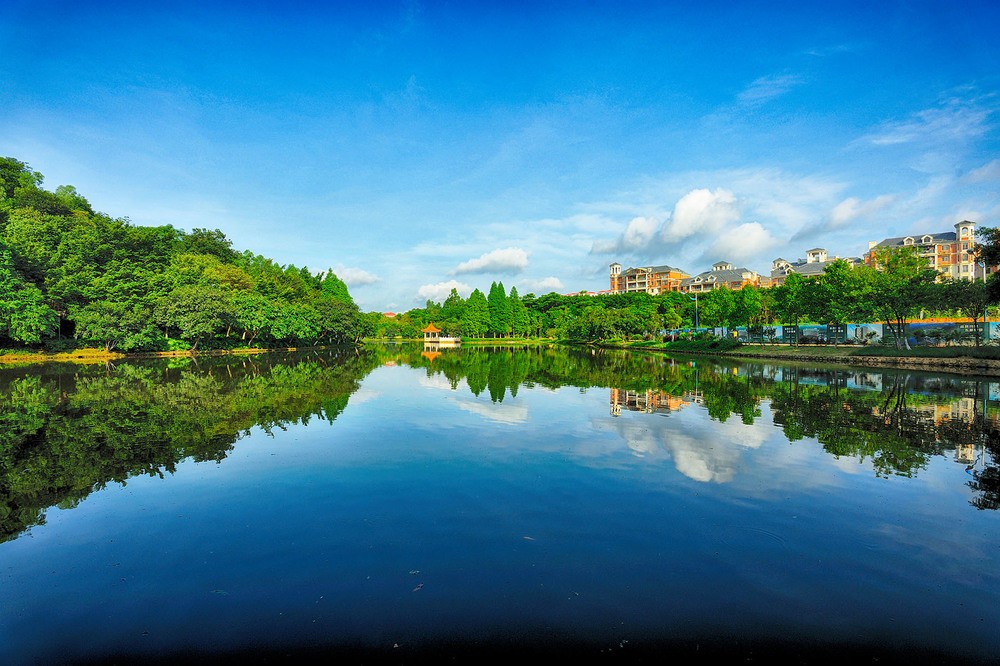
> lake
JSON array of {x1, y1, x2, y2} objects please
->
[{"x1": 1, "y1": 344, "x2": 998, "y2": 665}]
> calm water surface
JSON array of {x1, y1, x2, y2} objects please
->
[{"x1": 1, "y1": 344, "x2": 998, "y2": 664}]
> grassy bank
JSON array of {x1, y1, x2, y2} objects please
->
[
  {"x1": 0, "y1": 345, "x2": 319, "y2": 367},
  {"x1": 362, "y1": 337, "x2": 552, "y2": 346},
  {"x1": 6, "y1": 337, "x2": 1000, "y2": 372},
  {"x1": 613, "y1": 339, "x2": 1000, "y2": 373},
  {"x1": 0, "y1": 347, "x2": 126, "y2": 366}
]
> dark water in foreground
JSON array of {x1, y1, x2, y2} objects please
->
[{"x1": 1, "y1": 344, "x2": 998, "y2": 664}]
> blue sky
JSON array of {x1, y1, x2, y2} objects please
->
[{"x1": 2, "y1": 0, "x2": 998, "y2": 312}]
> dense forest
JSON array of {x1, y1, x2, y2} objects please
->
[{"x1": 0, "y1": 156, "x2": 365, "y2": 351}]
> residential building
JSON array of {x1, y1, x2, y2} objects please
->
[
  {"x1": 865, "y1": 220, "x2": 994, "y2": 281},
  {"x1": 609, "y1": 263, "x2": 689, "y2": 294},
  {"x1": 770, "y1": 248, "x2": 860, "y2": 287},
  {"x1": 679, "y1": 261, "x2": 764, "y2": 293}
]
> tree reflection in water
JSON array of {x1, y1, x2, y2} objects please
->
[{"x1": 1, "y1": 344, "x2": 998, "y2": 544}]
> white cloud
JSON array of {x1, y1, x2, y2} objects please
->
[
  {"x1": 966, "y1": 159, "x2": 1000, "y2": 183},
  {"x1": 416, "y1": 279, "x2": 472, "y2": 302},
  {"x1": 333, "y1": 265, "x2": 380, "y2": 286},
  {"x1": 590, "y1": 215, "x2": 662, "y2": 255},
  {"x1": 527, "y1": 276, "x2": 565, "y2": 293},
  {"x1": 620, "y1": 215, "x2": 660, "y2": 249},
  {"x1": 456, "y1": 399, "x2": 529, "y2": 425},
  {"x1": 346, "y1": 388, "x2": 381, "y2": 406},
  {"x1": 863, "y1": 97, "x2": 993, "y2": 147},
  {"x1": 829, "y1": 195, "x2": 895, "y2": 227},
  {"x1": 453, "y1": 247, "x2": 529, "y2": 275},
  {"x1": 417, "y1": 374, "x2": 456, "y2": 391},
  {"x1": 705, "y1": 222, "x2": 780, "y2": 263},
  {"x1": 662, "y1": 188, "x2": 740, "y2": 241},
  {"x1": 590, "y1": 237, "x2": 621, "y2": 254},
  {"x1": 791, "y1": 193, "x2": 895, "y2": 245},
  {"x1": 587, "y1": 169, "x2": 870, "y2": 277},
  {"x1": 737, "y1": 74, "x2": 803, "y2": 106},
  {"x1": 803, "y1": 43, "x2": 865, "y2": 57}
]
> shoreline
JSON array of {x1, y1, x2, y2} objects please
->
[
  {"x1": 623, "y1": 343, "x2": 1000, "y2": 375},
  {"x1": 0, "y1": 346, "x2": 324, "y2": 367},
  {"x1": 3, "y1": 340, "x2": 1000, "y2": 376}
]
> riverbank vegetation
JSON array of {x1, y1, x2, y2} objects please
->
[
  {"x1": 4, "y1": 152, "x2": 999, "y2": 364},
  {"x1": 0, "y1": 156, "x2": 365, "y2": 354},
  {"x1": 373, "y1": 230, "x2": 1000, "y2": 355}
]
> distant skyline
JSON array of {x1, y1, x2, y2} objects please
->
[{"x1": 2, "y1": 0, "x2": 998, "y2": 312}]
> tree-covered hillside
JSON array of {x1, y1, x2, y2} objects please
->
[{"x1": 0, "y1": 156, "x2": 364, "y2": 351}]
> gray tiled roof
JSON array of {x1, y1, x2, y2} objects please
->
[
  {"x1": 873, "y1": 232, "x2": 956, "y2": 249},
  {"x1": 680, "y1": 267, "x2": 755, "y2": 287},
  {"x1": 770, "y1": 257, "x2": 860, "y2": 279},
  {"x1": 622, "y1": 264, "x2": 685, "y2": 276}
]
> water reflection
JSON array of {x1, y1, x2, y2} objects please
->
[
  {"x1": 603, "y1": 366, "x2": 998, "y2": 486},
  {"x1": 383, "y1": 345, "x2": 999, "y2": 505},
  {"x1": 2, "y1": 344, "x2": 999, "y2": 545},
  {"x1": 0, "y1": 349, "x2": 378, "y2": 543}
]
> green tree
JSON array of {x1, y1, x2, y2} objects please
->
[
  {"x1": 945, "y1": 277, "x2": 992, "y2": 346},
  {"x1": 811, "y1": 259, "x2": 863, "y2": 341},
  {"x1": 974, "y1": 225, "x2": 1000, "y2": 304},
  {"x1": 320, "y1": 271, "x2": 355, "y2": 306},
  {"x1": 54, "y1": 185, "x2": 94, "y2": 214},
  {"x1": 772, "y1": 273, "x2": 808, "y2": 340},
  {"x1": 858, "y1": 246, "x2": 939, "y2": 350},
  {"x1": 72, "y1": 300, "x2": 159, "y2": 352},
  {"x1": 0, "y1": 248, "x2": 57, "y2": 343},
  {"x1": 312, "y1": 295, "x2": 361, "y2": 344},
  {"x1": 488, "y1": 281, "x2": 512, "y2": 337},
  {"x1": 156, "y1": 284, "x2": 235, "y2": 349},
  {"x1": 269, "y1": 300, "x2": 320, "y2": 344},
  {"x1": 700, "y1": 288, "x2": 736, "y2": 335},
  {"x1": 230, "y1": 291, "x2": 274, "y2": 345},
  {"x1": 731, "y1": 285, "x2": 764, "y2": 329},
  {"x1": 570, "y1": 306, "x2": 617, "y2": 341},
  {"x1": 509, "y1": 286, "x2": 530, "y2": 337},
  {"x1": 462, "y1": 288, "x2": 490, "y2": 338},
  {"x1": 1, "y1": 207, "x2": 64, "y2": 283},
  {"x1": 655, "y1": 292, "x2": 685, "y2": 331},
  {"x1": 440, "y1": 288, "x2": 466, "y2": 335},
  {"x1": 0, "y1": 156, "x2": 43, "y2": 200},
  {"x1": 178, "y1": 228, "x2": 237, "y2": 262}
]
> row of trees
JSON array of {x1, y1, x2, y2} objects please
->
[
  {"x1": 374, "y1": 242, "x2": 999, "y2": 349},
  {"x1": 731, "y1": 249, "x2": 994, "y2": 348},
  {"x1": 366, "y1": 281, "x2": 539, "y2": 339},
  {"x1": 0, "y1": 156, "x2": 366, "y2": 351},
  {"x1": 367, "y1": 282, "x2": 696, "y2": 341}
]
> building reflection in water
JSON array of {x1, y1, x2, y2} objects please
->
[
  {"x1": 610, "y1": 387, "x2": 694, "y2": 417},
  {"x1": 609, "y1": 380, "x2": 997, "y2": 476}
]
